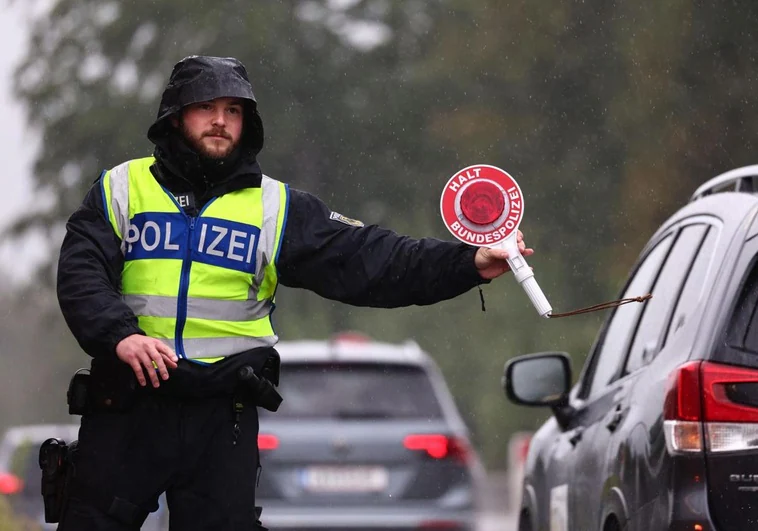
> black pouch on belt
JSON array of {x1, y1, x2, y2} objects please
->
[
  {"x1": 67, "y1": 369, "x2": 92, "y2": 415},
  {"x1": 87, "y1": 358, "x2": 139, "y2": 412}
]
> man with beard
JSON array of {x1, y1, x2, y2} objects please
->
[{"x1": 54, "y1": 55, "x2": 533, "y2": 530}]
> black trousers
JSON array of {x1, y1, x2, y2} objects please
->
[{"x1": 57, "y1": 390, "x2": 263, "y2": 531}]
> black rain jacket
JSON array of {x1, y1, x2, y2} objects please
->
[{"x1": 56, "y1": 56, "x2": 485, "y2": 390}]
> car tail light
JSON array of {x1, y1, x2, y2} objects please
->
[
  {"x1": 403, "y1": 434, "x2": 471, "y2": 463},
  {"x1": 0, "y1": 473, "x2": 22, "y2": 495},
  {"x1": 664, "y1": 361, "x2": 758, "y2": 454},
  {"x1": 663, "y1": 361, "x2": 704, "y2": 453},
  {"x1": 258, "y1": 433, "x2": 279, "y2": 451}
]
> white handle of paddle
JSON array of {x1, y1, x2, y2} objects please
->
[{"x1": 498, "y1": 235, "x2": 552, "y2": 318}]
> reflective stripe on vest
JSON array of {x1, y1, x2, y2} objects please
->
[{"x1": 100, "y1": 157, "x2": 289, "y2": 361}]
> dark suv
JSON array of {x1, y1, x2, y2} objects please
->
[{"x1": 503, "y1": 165, "x2": 758, "y2": 531}]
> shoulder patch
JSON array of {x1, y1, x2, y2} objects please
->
[{"x1": 329, "y1": 211, "x2": 364, "y2": 227}]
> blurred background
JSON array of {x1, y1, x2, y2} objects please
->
[{"x1": 1, "y1": 0, "x2": 758, "y2": 525}]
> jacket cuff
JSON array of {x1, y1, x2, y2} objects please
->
[
  {"x1": 100, "y1": 324, "x2": 145, "y2": 358},
  {"x1": 458, "y1": 245, "x2": 491, "y2": 287}
]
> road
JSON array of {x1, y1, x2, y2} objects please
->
[
  {"x1": 478, "y1": 511, "x2": 517, "y2": 531},
  {"x1": 146, "y1": 470, "x2": 518, "y2": 531},
  {"x1": 479, "y1": 470, "x2": 517, "y2": 531}
]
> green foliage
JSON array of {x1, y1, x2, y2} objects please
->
[
  {"x1": 0, "y1": 496, "x2": 40, "y2": 531},
  {"x1": 9, "y1": 0, "x2": 758, "y2": 467},
  {"x1": 0, "y1": 288, "x2": 75, "y2": 432}
]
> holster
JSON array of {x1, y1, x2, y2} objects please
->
[
  {"x1": 237, "y1": 363, "x2": 283, "y2": 412},
  {"x1": 39, "y1": 437, "x2": 76, "y2": 523}
]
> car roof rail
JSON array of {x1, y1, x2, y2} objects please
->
[{"x1": 691, "y1": 164, "x2": 758, "y2": 202}]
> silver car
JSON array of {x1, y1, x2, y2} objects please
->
[{"x1": 257, "y1": 335, "x2": 485, "y2": 531}]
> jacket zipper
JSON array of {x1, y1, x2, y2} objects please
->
[
  {"x1": 175, "y1": 215, "x2": 195, "y2": 359},
  {"x1": 173, "y1": 198, "x2": 216, "y2": 359}
]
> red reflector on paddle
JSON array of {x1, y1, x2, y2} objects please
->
[{"x1": 460, "y1": 181, "x2": 504, "y2": 225}]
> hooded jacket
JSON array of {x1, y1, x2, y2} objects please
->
[
  {"x1": 147, "y1": 56, "x2": 265, "y2": 199},
  {"x1": 56, "y1": 55, "x2": 486, "y2": 373}
]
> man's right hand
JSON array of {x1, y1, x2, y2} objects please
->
[{"x1": 115, "y1": 334, "x2": 179, "y2": 388}]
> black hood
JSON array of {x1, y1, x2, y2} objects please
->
[
  {"x1": 147, "y1": 56, "x2": 264, "y2": 190},
  {"x1": 148, "y1": 55, "x2": 264, "y2": 154}
]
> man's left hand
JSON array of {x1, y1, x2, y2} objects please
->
[{"x1": 475, "y1": 230, "x2": 534, "y2": 280}]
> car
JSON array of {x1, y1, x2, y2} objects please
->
[
  {"x1": 0, "y1": 423, "x2": 167, "y2": 530},
  {"x1": 502, "y1": 164, "x2": 758, "y2": 530},
  {"x1": 256, "y1": 333, "x2": 485, "y2": 531}
]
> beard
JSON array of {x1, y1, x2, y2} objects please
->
[{"x1": 180, "y1": 121, "x2": 240, "y2": 160}]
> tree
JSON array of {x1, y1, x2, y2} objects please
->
[{"x1": 12, "y1": 0, "x2": 758, "y2": 466}]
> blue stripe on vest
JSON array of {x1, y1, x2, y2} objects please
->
[
  {"x1": 124, "y1": 213, "x2": 260, "y2": 274},
  {"x1": 191, "y1": 217, "x2": 260, "y2": 274},
  {"x1": 125, "y1": 213, "x2": 187, "y2": 261}
]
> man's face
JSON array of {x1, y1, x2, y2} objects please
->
[{"x1": 176, "y1": 97, "x2": 244, "y2": 159}]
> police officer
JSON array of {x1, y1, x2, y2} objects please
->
[{"x1": 55, "y1": 55, "x2": 533, "y2": 531}]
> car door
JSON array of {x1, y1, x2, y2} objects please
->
[
  {"x1": 538, "y1": 419, "x2": 580, "y2": 531},
  {"x1": 567, "y1": 233, "x2": 675, "y2": 531},
  {"x1": 623, "y1": 222, "x2": 719, "y2": 528}
]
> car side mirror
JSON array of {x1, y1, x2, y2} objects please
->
[{"x1": 502, "y1": 352, "x2": 572, "y2": 407}]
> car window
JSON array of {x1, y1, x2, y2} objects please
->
[
  {"x1": 664, "y1": 226, "x2": 718, "y2": 346},
  {"x1": 262, "y1": 363, "x2": 444, "y2": 419},
  {"x1": 624, "y1": 225, "x2": 709, "y2": 374},
  {"x1": 728, "y1": 255, "x2": 758, "y2": 353},
  {"x1": 585, "y1": 234, "x2": 674, "y2": 398}
]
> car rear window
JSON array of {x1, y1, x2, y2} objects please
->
[
  {"x1": 727, "y1": 258, "x2": 758, "y2": 353},
  {"x1": 263, "y1": 363, "x2": 444, "y2": 420}
]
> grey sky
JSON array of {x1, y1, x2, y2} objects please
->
[{"x1": 0, "y1": 5, "x2": 41, "y2": 285}]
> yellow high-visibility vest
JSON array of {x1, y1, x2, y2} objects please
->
[{"x1": 100, "y1": 157, "x2": 288, "y2": 363}]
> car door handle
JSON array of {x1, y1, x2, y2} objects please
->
[
  {"x1": 606, "y1": 405, "x2": 624, "y2": 432},
  {"x1": 569, "y1": 427, "x2": 584, "y2": 447}
]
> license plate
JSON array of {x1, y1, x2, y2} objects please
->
[{"x1": 300, "y1": 466, "x2": 389, "y2": 493}]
